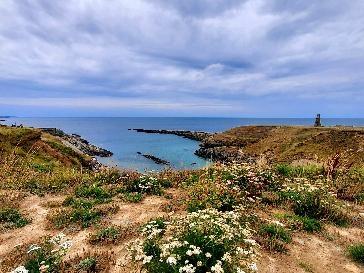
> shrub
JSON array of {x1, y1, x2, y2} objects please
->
[
  {"x1": 294, "y1": 216, "x2": 322, "y2": 232},
  {"x1": 49, "y1": 202, "x2": 119, "y2": 229},
  {"x1": 60, "y1": 251, "x2": 115, "y2": 272},
  {"x1": 49, "y1": 208, "x2": 101, "y2": 229},
  {"x1": 280, "y1": 182, "x2": 349, "y2": 226},
  {"x1": 130, "y1": 207, "x2": 258, "y2": 273},
  {"x1": 92, "y1": 169, "x2": 123, "y2": 185},
  {"x1": 122, "y1": 175, "x2": 165, "y2": 196},
  {"x1": 75, "y1": 184, "x2": 111, "y2": 202},
  {"x1": 292, "y1": 190, "x2": 347, "y2": 226},
  {"x1": 293, "y1": 216, "x2": 320, "y2": 232},
  {"x1": 31, "y1": 163, "x2": 55, "y2": 173},
  {"x1": 0, "y1": 207, "x2": 29, "y2": 229},
  {"x1": 11, "y1": 233, "x2": 72, "y2": 273},
  {"x1": 259, "y1": 223, "x2": 291, "y2": 253},
  {"x1": 334, "y1": 171, "x2": 364, "y2": 203},
  {"x1": 63, "y1": 196, "x2": 95, "y2": 209},
  {"x1": 276, "y1": 214, "x2": 322, "y2": 233},
  {"x1": 122, "y1": 192, "x2": 143, "y2": 203},
  {"x1": 89, "y1": 226, "x2": 121, "y2": 245},
  {"x1": 77, "y1": 257, "x2": 97, "y2": 271},
  {"x1": 186, "y1": 163, "x2": 279, "y2": 212},
  {"x1": 347, "y1": 243, "x2": 364, "y2": 264},
  {"x1": 276, "y1": 164, "x2": 323, "y2": 178}
]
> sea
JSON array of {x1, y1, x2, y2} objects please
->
[{"x1": 2, "y1": 117, "x2": 364, "y2": 172}]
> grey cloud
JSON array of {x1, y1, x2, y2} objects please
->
[{"x1": 0, "y1": 0, "x2": 363, "y2": 115}]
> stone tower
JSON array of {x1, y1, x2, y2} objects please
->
[{"x1": 314, "y1": 114, "x2": 322, "y2": 127}]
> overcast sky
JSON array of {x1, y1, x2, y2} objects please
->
[{"x1": 0, "y1": 0, "x2": 363, "y2": 117}]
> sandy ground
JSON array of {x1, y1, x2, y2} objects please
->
[
  {"x1": 259, "y1": 230, "x2": 364, "y2": 273},
  {"x1": 1, "y1": 190, "x2": 363, "y2": 273}
]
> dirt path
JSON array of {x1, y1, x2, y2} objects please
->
[
  {"x1": 0, "y1": 194, "x2": 55, "y2": 258},
  {"x1": 258, "y1": 230, "x2": 364, "y2": 273}
]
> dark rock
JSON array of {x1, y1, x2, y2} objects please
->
[
  {"x1": 138, "y1": 153, "x2": 170, "y2": 165},
  {"x1": 133, "y1": 128, "x2": 211, "y2": 141},
  {"x1": 195, "y1": 145, "x2": 255, "y2": 163},
  {"x1": 41, "y1": 128, "x2": 113, "y2": 157}
]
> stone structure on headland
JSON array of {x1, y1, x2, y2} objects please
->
[{"x1": 314, "y1": 114, "x2": 322, "y2": 127}]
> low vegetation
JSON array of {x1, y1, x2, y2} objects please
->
[
  {"x1": 348, "y1": 243, "x2": 364, "y2": 264},
  {"x1": 130, "y1": 209, "x2": 258, "y2": 273},
  {"x1": 1, "y1": 126, "x2": 363, "y2": 272},
  {"x1": 258, "y1": 223, "x2": 292, "y2": 253},
  {"x1": 0, "y1": 207, "x2": 29, "y2": 230}
]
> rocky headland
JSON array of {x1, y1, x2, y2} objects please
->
[
  {"x1": 41, "y1": 128, "x2": 113, "y2": 157},
  {"x1": 134, "y1": 125, "x2": 364, "y2": 166},
  {"x1": 196, "y1": 125, "x2": 364, "y2": 165}
]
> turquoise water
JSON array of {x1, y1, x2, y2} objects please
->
[{"x1": 2, "y1": 117, "x2": 364, "y2": 172}]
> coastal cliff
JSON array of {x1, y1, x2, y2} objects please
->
[
  {"x1": 196, "y1": 125, "x2": 364, "y2": 166},
  {"x1": 41, "y1": 128, "x2": 113, "y2": 157}
]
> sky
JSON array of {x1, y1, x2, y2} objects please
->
[{"x1": 0, "y1": 0, "x2": 364, "y2": 117}]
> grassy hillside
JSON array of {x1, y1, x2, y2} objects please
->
[
  {"x1": 0, "y1": 126, "x2": 92, "y2": 193},
  {"x1": 0, "y1": 126, "x2": 88, "y2": 168},
  {"x1": 199, "y1": 126, "x2": 364, "y2": 166}
]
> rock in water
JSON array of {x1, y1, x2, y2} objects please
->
[
  {"x1": 132, "y1": 128, "x2": 210, "y2": 141},
  {"x1": 138, "y1": 153, "x2": 170, "y2": 165}
]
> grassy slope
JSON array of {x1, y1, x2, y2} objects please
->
[
  {"x1": 0, "y1": 126, "x2": 88, "y2": 169},
  {"x1": 204, "y1": 126, "x2": 364, "y2": 166},
  {"x1": 0, "y1": 126, "x2": 94, "y2": 194}
]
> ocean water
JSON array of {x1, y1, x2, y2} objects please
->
[{"x1": 2, "y1": 117, "x2": 364, "y2": 172}]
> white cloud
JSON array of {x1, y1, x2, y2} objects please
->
[{"x1": 0, "y1": 0, "x2": 363, "y2": 115}]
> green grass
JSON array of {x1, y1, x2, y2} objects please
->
[
  {"x1": 279, "y1": 187, "x2": 349, "y2": 227},
  {"x1": 122, "y1": 192, "x2": 143, "y2": 203},
  {"x1": 276, "y1": 164, "x2": 323, "y2": 178},
  {"x1": 89, "y1": 226, "x2": 121, "y2": 244},
  {"x1": 0, "y1": 207, "x2": 29, "y2": 229},
  {"x1": 275, "y1": 214, "x2": 322, "y2": 233},
  {"x1": 259, "y1": 223, "x2": 292, "y2": 252},
  {"x1": 50, "y1": 208, "x2": 101, "y2": 228},
  {"x1": 348, "y1": 243, "x2": 364, "y2": 264},
  {"x1": 77, "y1": 257, "x2": 97, "y2": 271},
  {"x1": 75, "y1": 184, "x2": 111, "y2": 202}
]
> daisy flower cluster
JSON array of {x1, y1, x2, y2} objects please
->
[
  {"x1": 130, "y1": 207, "x2": 259, "y2": 273},
  {"x1": 221, "y1": 163, "x2": 278, "y2": 196},
  {"x1": 11, "y1": 233, "x2": 72, "y2": 273},
  {"x1": 123, "y1": 173, "x2": 167, "y2": 196},
  {"x1": 187, "y1": 163, "x2": 278, "y2": 212},
  {"x1": 279, "y1": 177, "x2": 348, "y2": 224}
]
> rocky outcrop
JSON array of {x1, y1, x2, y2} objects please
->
[
  {"x1": 196, "y1": 125, "x2": 364, "y2": 166},
  {"x1": 195, "y1": 146, "x2": 255, "y2": 163},
  {"x1": 137, "y1": 152, "x2": 170, "y2": 165},
  {"x1": 41, "y1": 128, "x2": 113, "y2": 157},
  {"x1": 132, "y1": 129, "x2": 211, "y2": 141}
]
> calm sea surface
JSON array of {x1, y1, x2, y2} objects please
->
[{"x1": 3, "y1": 117, "x2": 364, "y2": 172}]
